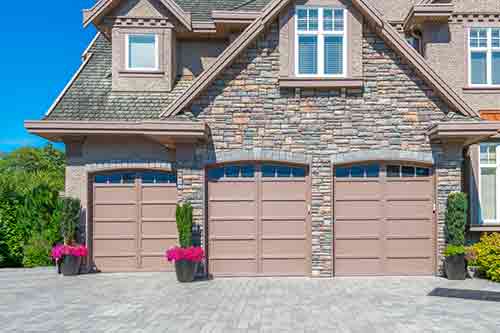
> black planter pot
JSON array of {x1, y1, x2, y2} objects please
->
[
  {"x1": 175, "y1": 260, "x2": 196, "y2": 282},
  {"x1": 445, "y1": 254, "x2": 466, "y2": 280},
  {"x1": 61, "y1": 256, "x2": 82, "y2": 276}
]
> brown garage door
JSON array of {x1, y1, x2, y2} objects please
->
[
  {"x1": 207, "y1": 163, "x2": 310, "y2": 277},
  {"x1": 334, "y1": 163, "x2": 435, "y2": 276},
  {"x1": 92, "y1": 171, "x2": 177, "y2": 272}
]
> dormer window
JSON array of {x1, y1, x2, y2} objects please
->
[
  {"x1": 469, "y1": 28, "x2": 500, "y2": 86},
  {"x1": 295, "y1": 7, "x2": 346, "y2": 77},
  {"x1": 126, "y1": 34, "x2": 159, "y2": 71}
]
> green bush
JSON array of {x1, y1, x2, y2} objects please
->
[
  {"x1": 444, "y1": 244, "x2": 465, "y2": 257},
  {"x1": 472, "y1": 233, "x2": 500, "y2": 282},
  {"x1": 22, "y1": 235, "x2": 53, "y2": 268},
  {"x1": 445, "y1": 192, "x2": 467, "y2": 246},
  {"x1": 176, "y1": 203, "x2": 193, "y2": 248},
  {"x1": 58, "y1": 197, "x2": 81, "y2": 244}
]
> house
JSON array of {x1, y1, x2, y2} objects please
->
[{"x1": 25, "y1": 0, "x2": 500, "y2": 277}]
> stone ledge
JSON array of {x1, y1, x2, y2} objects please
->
[
  {"x1": 86, "y1": 160, "x2": 173, "y2": 172},
  {"x1": 332, "y1": 149, "x2": 434, "y2": 165},
  {"x1": 205, "y1": 149, "x2": 312, "y2": 165}
]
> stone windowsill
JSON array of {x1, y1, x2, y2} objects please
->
[
  {"x1": 469, "y1": 224, "x2": 500, "y2": 232},
  {"x1": 119, "y1": 70, "x2": 165, "y2": 78},
  {"x1": 463, "y1": 87, "x2": 500, "y2": 94},
  {"x1": 279, "y1": 77, "x2": 364, "y2": 88}
]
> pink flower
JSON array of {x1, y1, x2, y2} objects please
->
[
  {"x1": 51, "y1": 244, "x2": 88, "y2": 260},
  {"x1": 165, "y1": 246, "x2": 205, "y2": 263}
]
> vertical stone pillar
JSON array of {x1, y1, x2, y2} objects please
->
[{"x1": 434, "y1": 141, "x2": 464, "y2": 275}]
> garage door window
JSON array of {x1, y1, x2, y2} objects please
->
[
  {"x1": 262, "y1": 165, "x2": 307, "y2": 178},
  {"x1": 386, "y1": 165, "x2": 431, "y2": 177},
  {"x1": 94, "y1": 171, "x2": 177, "y2": 184},
  {"x1": 335, "y1": 164, "x2": 379, "y2": 178},
  {"x1": 208, "y1": 165, "x2": 255, "y2": 180}
]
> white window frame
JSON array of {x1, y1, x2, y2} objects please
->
[
  {"x1": 478, "y1": 143, "x2": 500, "y2": 224},
  {"x1": 294, "y1": 6, "x2": 347, "y2": 78},
  {"x1": 125, "y1": 33, "x2": 159, "y2": 71},
  {"x1": 468, "y1": 27, "x2": 500, "y2": 87}
]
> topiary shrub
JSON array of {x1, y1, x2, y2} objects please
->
[
  {"x1": 176, "y1": 203, "x2": 193, "y2": 248},
  {"x1": 445, "y1": 192, "x2": 468, "y2": 246},
  {"x1": 472, "y1": 233, "x2": 500, "y2": 282},
  {"x1": 58, "y1": 197, "x2": 81, "y2": 244}
]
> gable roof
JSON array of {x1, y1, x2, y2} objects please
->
[
  {"x1": 161, "y1": 0, "x2": 478, "y2": 119},
  {"x1": 83, "y1": 0, "x2": 192, "y2": 31}
]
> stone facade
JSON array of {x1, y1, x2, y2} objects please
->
[{"x1": 173, "y1": 22, "x2": 469, "y2": 276}]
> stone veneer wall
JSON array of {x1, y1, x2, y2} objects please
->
[{"x1": 175, "y1": 22, "x2": 470, "y2": 276}]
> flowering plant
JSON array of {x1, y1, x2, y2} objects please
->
[
  {"x1": 51, "y1": 244, "x2": 89, "y2": 261},
  {"x1": 165, "y1": 246, "x2": 204, "y2": 263}
]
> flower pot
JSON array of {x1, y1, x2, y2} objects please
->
[
  {"x1": 444, "y1": 254, "x2": 466, "y2": 280},
  {"x1": 175, "y1": 260, "x2": 196, "y2": 282},
  {"x1": 61, "y1": 255, "x2": 82, "y2": 276},
  {"x1": 467, "y1": 266, "x2": 480, "y2": 279}
]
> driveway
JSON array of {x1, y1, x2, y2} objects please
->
[{"x1": 1, "y1": 268, "x2": 499, "y2": 332}]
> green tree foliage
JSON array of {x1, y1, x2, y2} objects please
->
[
  {"x1": 176, "y1": 203, "x2": 193, "y2": 248},
  {"x1": 0, "y1": 145, "x2": 65, "y2": 268},
  {"x1": 445, "y1": 192, "x2": 468, "y2": 246}
]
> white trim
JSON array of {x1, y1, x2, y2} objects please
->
[
  {"x1": 468, "y1": 27, "x2": 500, "y2": 87},
  {"x1": 294, "y1": 6, "x2": 347, "y2": 78},
  {"x1": 125, "y1": 33, "x2": 159, "y2": 72},
  {"x1": 45, "y1": 53, "x2": 94, "y2": 117},
  {"x1": 81, "y1": 32, "x2": 101, "y2": 61}
]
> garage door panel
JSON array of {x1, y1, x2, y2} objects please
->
[
  {"x1": 209, "y1": 220, "x2": 255, "y2": 238},
  {"x1": 386, "y1": 180, "x2": 431, "y2": 196},
  {"x1": 209, "y1": 259, "x2": 257, "y2": 276},
  {"x1": 141, "y1": 238, "x2": 177, "y2": 253},
  {"x1": 386, "y1": 239, "x2": 433, "y2": 258},
  {"x1": 262, "y1": 259, "x2": 307, "y2": 275},
  {"x1": 141, "y1": 256, "x2": 173, "y2": 271},
  {"x1": 141, "y1": 186, "x2": 176, "y2": 202},
  {"x1": 386, "y1": 220, "x2": 433, "y2": 238},
  {"x1": 209, "y1": 182, "x2": 255, "y2": 201},
  {"x1": 262, "y1": 201, "x2": 306, "y2": 219},
  {"x1": 93, "y1": 239, "x2": 136, "y2": 254},
  {"x1": 210, "y1": 240, "x2": 256, "y2": 258},
  {"x1": 335, "y1": 239, "x2": 381, "y2": 257},
  {"x1": 335, "y1": 181, "x2": 382, "y2": 198},
  {"x1": 94, "y1": 222, "x2": 136, "y2": 237},
  {"x1": 262, "y1": 220, "x2": 306, "y2": 238},
  {"x1": 335, "y1": 258, "x2": 382, "y2": 275},
  {"x1": 94, "y1": 186, "x2": 136, "y2": 202},
  {"x1": 386, "y1": 200, "x2": 432, "y2": 220},
  {"x1": 262, "y1": 239, "x2": 306, "y2": 258},
  {"x1": 261, "y1": 181, "x2": 307, "y2": 201},
  {"x1": 385, "y1": 258, "x2": 434, "y2": 275},
  {"x1": 334, "y1": 220, "x2": 381, "y2": 237},
  {"x1": 209, "y1": 201, "x2": 255, "y2": 219},
  {"x1": 335, "y1": 201, "x2": 381, "y2": 220},
  {"x1": 94, "y1": 257, "x2": 137, "y2": 272},
  {"x1": 94, "y1": 204, "x2": 136, "y2": 219},
  {"x1": 142, "y1": 204, "x2": 176, "y2": 219},
  {"x1": 141, "y1": 221, "x2": 177, "y2": 236}
]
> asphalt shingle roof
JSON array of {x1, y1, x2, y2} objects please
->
[
  {"x1": 46, "y1": 34, "x2": 193, "y2": 121},
  {"x1": 174, "y1": 0, "x2": 271, "y2": 21}
]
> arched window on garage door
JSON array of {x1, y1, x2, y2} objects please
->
[{"x1": 92, "y1": 170, "x2": 177, "y2": 272}]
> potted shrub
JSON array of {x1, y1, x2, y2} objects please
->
[
  {"x1": 165, "y1": 203, "x2": 205, "y2": 282},
  {"x1": 51, "y1": 197, "x2": 87, "y2": 276},
  {"x1": 465, "y1": 246, "x2": 480, "y2": 279},
  {"x1": 443, "y1": 192, "x2": 467, "y2": 280}
]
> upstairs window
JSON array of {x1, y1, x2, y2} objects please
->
[
  {"x1": 295, "y1": 7, "x2": 346, "y2": 77},
  {"x1": 469, "y1": 28, "x2": 500, "y2": 86},
  {"x1": 126, "y1": 34, "x2": 159, "y2": 71}
]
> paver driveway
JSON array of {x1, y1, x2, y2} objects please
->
[{"x1": 1, "y1": 268, "x2": 499, "y2": 332}]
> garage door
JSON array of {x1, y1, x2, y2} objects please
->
[
  {"x1": 207, "y1": 163, "x2": 310, "y2": 277},
  {"x1": 334, "y1": 163, "x2": 435, "y2": 276},
  {"x1": 92, "y1": 171, "x2": 177, "y2": 272}
]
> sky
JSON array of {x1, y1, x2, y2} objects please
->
[{"x1": 0, "y1": 1, "x2": 96, "y2": 152}]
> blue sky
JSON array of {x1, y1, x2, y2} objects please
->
[{"x1": 0, "y1": 1, "x2": 96, "y2": 152}]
